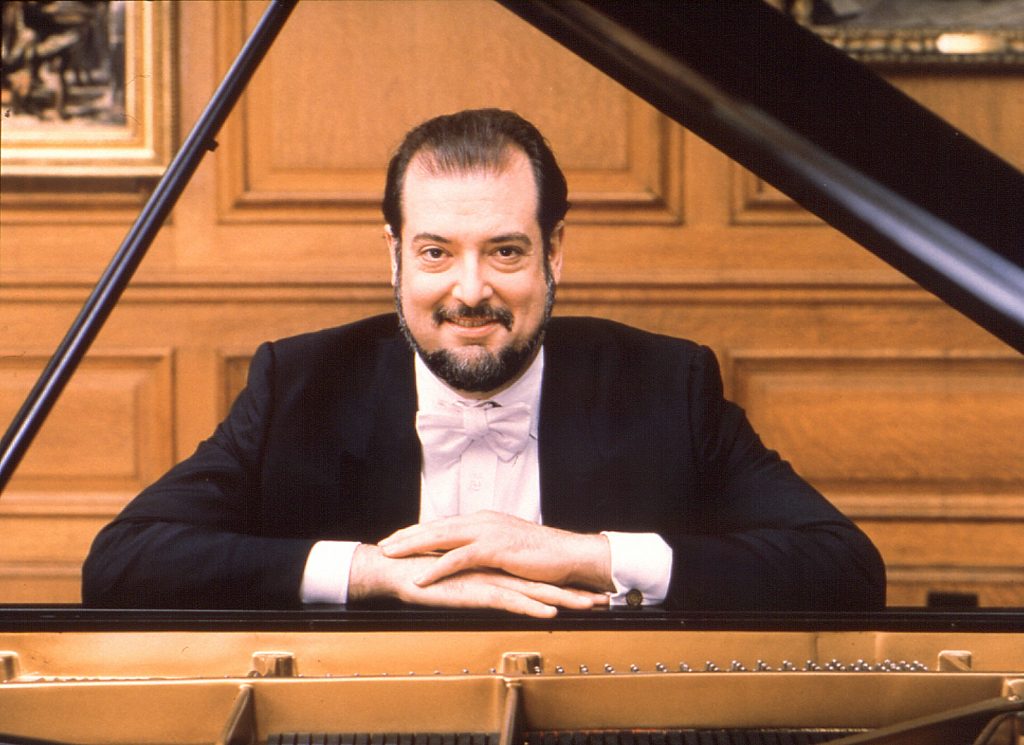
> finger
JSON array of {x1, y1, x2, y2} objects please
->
[
  {"x1": 380, "y1": 524, "x2": 479, "y2": 558},
  {"x1": 377, "y1": 524, "x2": 427, "y2": 548},
  {"x1": 378, "y1": 513, "x2": 476, "y2": 544},
  {"x1": 413, "y1": 546, "x2": 486, "y2": 586},
  {"x1": 422, "y1": 573, "x2": 559, "y2": 618},
  {"x1": 527, "y1": 583, "x2": 609, "y2": 609},
  {"x1": 488, "y1": 587, "x2": 559, "y2": 618},
  {"x1": 486, "y1": 574, "x2": 602, "y2": 611}
]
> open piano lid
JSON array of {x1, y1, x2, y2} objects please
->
[{"x1": 499, "y1": 0, "x2": 1024, "y2": 353}]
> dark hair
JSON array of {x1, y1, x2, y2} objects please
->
[{"x1": 382, "y1": 109, "x2": 569, "y2": 250}]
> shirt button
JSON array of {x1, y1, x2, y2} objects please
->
[
  {"x1": 469, "y1": 478, "x2": 482, "y2": 491},
  {"x1": 625, "y1": 589, "x2": 644, "y2": 608}
]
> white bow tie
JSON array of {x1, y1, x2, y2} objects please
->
[{"x1": 416, "y1": 401, "x2": 532, "y2": 468}]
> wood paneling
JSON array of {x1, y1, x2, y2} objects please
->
[
  {"x1": 216, "y1": 1, "x2": 681, "y2": 228},
  {"x1": 731, "y1": 352, "x2": 1024, "y2": 490},
  {"x1": 1, "y1": 0, "x2": 1020, "y2": 607},
  {"x1": 0, "y1": 350, "x2": 174, "y2": 491}
]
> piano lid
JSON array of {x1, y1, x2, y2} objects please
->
[{"x1": 497, "y1": 0, "x2": 1024, "y2": 353}]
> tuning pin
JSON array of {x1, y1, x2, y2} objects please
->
[
  {"x1": 655, "y1": 662, "x2": 668, "y2": 673},
  {"x1": 730, "y1": 660, "x2": 747, "y2": 672},
  {"x1": 678, "y1": 662, "x2": 692, "y2": 672},
  {"x1": 755, "y1": 660, "x2": 773, "y2": 672},
  {"x1": 704, "y1": 661, "x2": 720, "y2": 672}
]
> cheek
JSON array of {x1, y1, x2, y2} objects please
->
[
  {"x1": 508, "y1": 277, "x2": 550, "y2": 315},
  {"x1": 401, "y1": 271, "x2": 448, "y2": 309}
]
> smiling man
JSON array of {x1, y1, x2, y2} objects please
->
[{"x1": 83, "y1": 109, "x2": 885, "y2": 615}]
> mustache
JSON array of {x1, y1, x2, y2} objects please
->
[{"x1": 434, "y1": 303, "x2": 514, "y2": 330}]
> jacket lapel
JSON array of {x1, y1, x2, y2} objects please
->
[
  {"x1": 538, "y1": 321, "x2": 608, "y2": 533},
  {"x1": 359, "y1": 334, "x2": 421, "y2": 538}
]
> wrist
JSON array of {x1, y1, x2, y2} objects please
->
[
  {"x1": 348, "y1": 543, "x2": 391, "y2": 601},
  {"x1": 565, "y1": 531, "x2": 613, "y2": 592}
]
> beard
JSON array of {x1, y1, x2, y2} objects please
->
[{"x1": 395, "y1": 259, "x2": 556, "y2": 394}]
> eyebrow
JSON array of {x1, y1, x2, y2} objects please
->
[
  {"x1": 409, "y1": 233, "x2": 451, "y2": 244},
  {"x1": 409, "y1": 232, "x2": 533, "y2": 246},
  {"x1": 484, "y1": 233, "x2": 532, "y2": 245}
]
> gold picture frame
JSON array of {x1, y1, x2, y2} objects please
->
[
  {"x1": 771, "y1": 0, "x2": 1024, "y2": 66},
  {"x1": 1, "y1": 1, "x2": 174, "y2": 177}
]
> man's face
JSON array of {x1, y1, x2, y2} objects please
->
[{"x1": 389, "y1": 148, "x2": 563, "y2": 398}]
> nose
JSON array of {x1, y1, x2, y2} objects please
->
[{"x1": 451, "y1": 254, "x2": 494, "y2": 307}]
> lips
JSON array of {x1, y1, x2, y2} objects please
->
[
  {"x1": 434, "y1": 304, "x2": 514, "y2": 331},
  {"x1": 448, "y1": 316, "x2": 497, "y2": 328}
]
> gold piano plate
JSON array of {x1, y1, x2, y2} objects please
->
[{"x1": 2, "y1": 628, "x2": 1022, "y2": 745}]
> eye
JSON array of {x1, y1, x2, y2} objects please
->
[
  {"x1": 494, "y1": 245, "x2": 525, "y2": 260},
  {"x1": 419, "y1": 246, "x2": 447, "y2": 261}
]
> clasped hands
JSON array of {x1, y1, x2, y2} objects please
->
[{"x1": 348, "y1": 511, "x2": 613, "y2": 618}]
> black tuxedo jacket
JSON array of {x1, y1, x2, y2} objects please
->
[{"x1": 82, "y1": 315, "x2": 885, "y2": 610}]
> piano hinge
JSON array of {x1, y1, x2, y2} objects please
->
[
  {"x1": 249, "y1": 651, "x2": 296, "y2": 678},
  {"x1": 0, "y1": 651, "x2": 19, "y2": 682},
  {"x1": 938, "y1": 649, "x2": 973, "y2": 672},
  {"x1": 500, "y1": 652, "x2": 543, "y2": 675}
]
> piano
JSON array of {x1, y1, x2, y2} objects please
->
[{"x1": 1, "y1": 1, "x2": 1022, "y2": 743}]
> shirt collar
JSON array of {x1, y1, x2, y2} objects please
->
[{"x1": 414, "y1": 347, "x2": 544, "y2": 437}]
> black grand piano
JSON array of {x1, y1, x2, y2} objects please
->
[{"x1": 1, "y1": 2, "x2": 1022, "y2": 744}]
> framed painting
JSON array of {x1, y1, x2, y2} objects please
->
[
  {"x1": 1, "y1": 0, "x2": 174, "y2": 177},
  {"x1": 770, "y1": 0, "x2": 1024, "y2": 65}
]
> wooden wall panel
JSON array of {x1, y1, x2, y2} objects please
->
[
  {"x1": 1, "y1": 0, "x2": 1021, "y2": 608},
  {"x1": 0, "y1": 350, "x2": 174, "y2": 492},
  {"x1": 729, "y1": 351, "x2": 1024, "y2": 607},
  {"x1": 731, "y1": 353, "x2": 1024, "y2": 490},
  {"x1": 217, "y1": 1, "x2": 680, "y2": 227},
  {"x1": 0, "y1": 350, "x2": 174, "y2": 602}
]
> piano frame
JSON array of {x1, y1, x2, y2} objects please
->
[{"x1": 2, "y1": 609, "x2": 1023, "y2": 744}]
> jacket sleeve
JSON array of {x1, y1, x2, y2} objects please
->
[
  {"x1": 663, "y1": 345, "x2": 886, "y2": 611},
  {"x1": 81, "y1": 342, "x2": 317, "y2": 609}
]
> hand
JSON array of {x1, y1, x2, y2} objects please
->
[
  {"x1": 377, "y1": 511, "x2": 614, "y2": 593},
  {"x1": 348, "y1": 544, "x2": 607, "y2": 618}
]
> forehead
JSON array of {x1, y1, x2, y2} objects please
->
[{"x1": 400, "y1": 148, "x2": 539, "y2": 230}]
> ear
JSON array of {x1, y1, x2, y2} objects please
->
[
  {"x1": 384, "y1": 225, "x2": 399, "y2": 286},
  {"x1": 547, "y1": 221, "x2": 565, "y2": 283}
]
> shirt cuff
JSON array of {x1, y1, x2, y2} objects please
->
[
  {"x1": 601, "y1": 531, "x2": 673, "y2": 606},
  {"x1": 299, "y1": 540, "x2": 360, "y2": 605}
]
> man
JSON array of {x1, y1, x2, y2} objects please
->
[{"x1": 82, "y1": 109, "x2": 885, "y2": 615}]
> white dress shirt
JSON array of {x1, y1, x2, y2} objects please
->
[{"x1": 300, "y1": 348, "x2": 673, "y2": 605}]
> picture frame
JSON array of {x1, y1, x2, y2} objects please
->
[
  {"x1": 1, "y1": 1, "x2": 174, "y2": 177},
  {"x1": 770, "y1": 0, "x2": 1024, "y2": 66}
]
